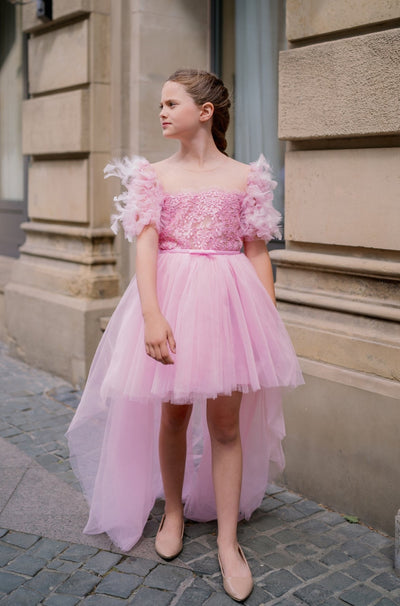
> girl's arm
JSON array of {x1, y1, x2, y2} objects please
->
[
  {"x1": 243, "y1": 239, "x2": 277, "y2": 307},
  {"x1": 136, "y1": 225, "x2": 176, "y2": 364}
]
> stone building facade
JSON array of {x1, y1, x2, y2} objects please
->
[
  {"x1": 274, "y1": 0, "x2": 400, "y2": 538},
  {"x1": 0, "y1": 0, "x2": 399, "y2": 536}
]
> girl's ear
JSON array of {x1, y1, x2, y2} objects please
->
[{"x1": 199, "y1": 102, "x2": 214, "y2": 123}]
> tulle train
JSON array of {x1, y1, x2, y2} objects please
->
[{"x1": 66, "y1": 252, "x2": 303, "y2": 551}]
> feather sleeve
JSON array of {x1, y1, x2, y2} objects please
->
[
  {"x1": 104, "y1": 156, "x2": 163, "y2": 242},
  {"x1": 240, "y1": 154, "x2": 282, "y2": 243}
]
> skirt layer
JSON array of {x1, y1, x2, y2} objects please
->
[{"x1": 66, "y1": 251, "x2": 303, "y2": 551}]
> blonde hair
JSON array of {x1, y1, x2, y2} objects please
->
[{"x1": 167, "y1": 69, "x2": 231, "y2": 154}]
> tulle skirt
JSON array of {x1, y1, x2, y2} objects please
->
[{"x1": 66, "y1": 250, "x2": 303, "y2": 551}]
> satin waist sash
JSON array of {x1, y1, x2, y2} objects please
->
[{"x1": 159, "y1": 248, "x2": 241, "y2": 256}]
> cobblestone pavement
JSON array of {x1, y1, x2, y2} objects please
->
[{"x1": 1, "y1": 341, "x2": 400, "y2": 605}]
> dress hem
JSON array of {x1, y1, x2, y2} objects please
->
[{"x1": 100, "y1": 380, "x2": 303, "y2": 408}]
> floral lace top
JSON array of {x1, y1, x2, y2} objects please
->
[{"x1": 104, "y1": 155, "x2": 282, "y2": 251}]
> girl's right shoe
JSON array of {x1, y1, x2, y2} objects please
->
[
  {"x1": 155, "y1": 514, "x2": 184, "y2": 560},
  {"x1": 218, "y1": 544, "x2": 254, "y2": 602}
]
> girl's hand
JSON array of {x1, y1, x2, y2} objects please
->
[{"x1": 144, "y1": 312, "x2": 176, "y2": 364}]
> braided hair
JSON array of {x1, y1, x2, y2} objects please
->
[{"x1": 167, "y1": 69, "x2": 231, "y2": 155}]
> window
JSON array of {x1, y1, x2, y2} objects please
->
[
  {"x1": 0, "y1": 0, "x2": 27, "y2": 257},
  {"x1": 212, "y1": 0, "x2": 286, "y2": 234}
]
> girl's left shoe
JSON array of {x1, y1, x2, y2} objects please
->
[{"x1": 218, "y1": 545, "x2": 254, "y2": 602}]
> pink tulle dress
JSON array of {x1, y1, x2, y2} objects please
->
[{"x1": 66, "y1": 154, "x2": 304, "y2": 551}]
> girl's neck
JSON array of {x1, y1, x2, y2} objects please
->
[{"x1": 175, "y1": 135, "x2": 225, "y2": 170}]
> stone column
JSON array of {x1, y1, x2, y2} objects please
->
[
  {"x1": 5, "y1": 0, "x2": 210, "y2": 386},
  {"x1": 273, "y1": 0, "x2": 400, "y2": 535},
  {"x1": 5, "y1": 0, "x2": 119, "y2": 386},
  {"x1": 113, "y1": 0, "x2": 210, "y2": 287}
]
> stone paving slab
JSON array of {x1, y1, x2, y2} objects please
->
[
  {"x1": 0, "y1": 438, "x2": 112, "y2": 551},
  {"x1": 1, "y1": 341, "x2": 400, "y2": 605}
]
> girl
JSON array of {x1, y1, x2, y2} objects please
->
[{"x1": 67, "y1": 69, "x2": 303, "y2": 602}]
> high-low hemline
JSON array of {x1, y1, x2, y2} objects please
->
[{"x1": 66, "y1": 251, "x2": 303, "y2": 551}]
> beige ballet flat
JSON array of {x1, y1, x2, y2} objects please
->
[
  {"x1": 155, "y1": 514, "x2": 184, "y2": 560},
  {"x1": 218, "y1": 545, "x2": 254, "y2": 602}
]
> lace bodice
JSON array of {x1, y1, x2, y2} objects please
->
[
  {"x1": 104, "y1": 155, "x2": 282, "y2": 250},
  {"x1": 159, "y1": 190, "x2": 243, "y2": 251}
]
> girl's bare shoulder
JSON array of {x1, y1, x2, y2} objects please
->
[
  {"x1": 221, "y1": 157, "x2": 251, "y2": 187},
  {"x1": 151, "y1": 157, "x2": 178, "y2": 179},
  {"x1": 151, "y1": 156, "x2": 249, "y2": 171},
  {"x1": 225, "y1": 156, "x2": 251, "y2": 173},
  {"x1": 151, "y1": 158, "x2": 174, "y2": 168},
  {"x1": 151, "y1": 155, "x2": 251, "y2": 191}
]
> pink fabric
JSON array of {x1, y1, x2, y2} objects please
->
[
  {"x1": 66, "y1": 155, "x2": 303, "y2": 552},
  {"x1": 104, "y1": 156, "x2": 163, "y2": 242},
  {"x1": 159, "y1": 189, "x2": 243, "y2": 251},
  {"x1": 159, "y1": 249, "x2": 241, "y2": 255},
  {"x1": 241, "y1": 154, "x2": 282, "y2": 242},
  {"x1": 106, "y1": 154, "x2": 281, "y2": 247}
]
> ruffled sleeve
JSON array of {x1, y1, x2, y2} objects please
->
[
  {"x1": 104, "y1": 156, "x2": 163, "y2": 242},
  {"x1": 240, "y1": 154, "x2": 282, "y2": 243}
]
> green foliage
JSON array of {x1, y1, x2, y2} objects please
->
[{"x1": 343, "y1": 514, "x2": 359, "y2": 524}]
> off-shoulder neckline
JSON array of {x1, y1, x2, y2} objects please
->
[
  {"x1": 161, "y1": 187, "x2": 246, "y2": 198},
  {"x1": 142, "y1": 155, "x2": 266, "y2": 198}
]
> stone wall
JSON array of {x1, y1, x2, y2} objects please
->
[
  {"x1": 5, "y1": 1, "x2": 119, "y2": 386},
  {"x1": 273, "y1": 0, "x2": 400, "y2": 535},
  {"x1": 5, "y1": 0, "x2": 209, "y2": 384}
]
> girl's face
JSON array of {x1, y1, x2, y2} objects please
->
[{"x1": 159, "y1": 81, "x2": 205, "y2": 140}]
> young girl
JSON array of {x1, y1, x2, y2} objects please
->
[{"x1": 67, "y1": 69, "x2": 303, "y2": 602}]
